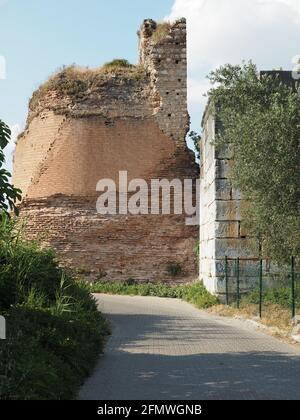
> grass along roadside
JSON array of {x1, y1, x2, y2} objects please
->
[
  {"x1": 208, "y1": 303, "x2": 300, "y2": 341},
  {"x1": 0, "y1": 215, "x2": 110, "y2": 400},
  {"x1": 208, "y1": 286, "x2": 300, "y2": 341},
  {"x1": 90, "y1": 280, "x2": 219, "y2": 309},
  {"x1": 91, "y1": 280, "x2": 300, "y2": 341}
]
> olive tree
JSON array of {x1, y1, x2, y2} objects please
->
[{"x1": 208, "y1": 62, "x2": 300, "y2": 262}]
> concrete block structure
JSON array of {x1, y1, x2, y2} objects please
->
[{"x1": 199, "y1": 103, "x2": 260, "y2": 297}]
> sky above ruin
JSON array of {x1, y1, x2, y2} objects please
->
[{"x1": 1, "y1": 0, "x2": 300, "y2": 172}]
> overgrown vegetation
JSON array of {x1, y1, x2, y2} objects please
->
[
  {"x1": 0, "y1": 120, "x2": 21, "y2": 215},
  {"x1": 167, "y1": 263, "x2": 182, "y2": 278},
  {"x1": 152, "y1": 22, "x2": 171, "y2": 44},
  {"x1": 210, "y1": 284, "x2": 300, "y2": 337},
  {"x1": 244, "y1": 284, "x2": 300, "y2": 309},
  {"x1": 29, "y1": 62, "x2": 145, "y2": 110},
  {"x1": 0, "y1": 215, "x2": 109, "y2": 400},
  {"x1": 210, "y1": 302, "x2": 298, "y2": 336},
  {"x1": 194, "y1": 241, "x2": 200, "y2": 268},
  {"x1": 189, "y1": 131, "x2": 201, "y2": 160},
  {"x1": 208, "y1": 62, "x2": 300, "y2": 263},
  {"x1": 91, "y1": 280, "x2": 219, "y2": 309},
  {"x1": 102, "y1": 59, "x2": 134, "y2": 69}
]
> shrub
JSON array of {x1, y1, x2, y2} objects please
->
[
  {"x1": 91, "y1": 281, "x2": 219, "y2": 309},
  {"x1": 0, "y1": 216, "x2": 62, "y2": 309},
  {"x1": 124, "y1": 278, "x2": 137, "y2": 286},
  {"x1": 29, "y1": 62, "x2": 146, "y2": 110},
  {"x1": 180, "y1": 283, "x2": 219, "y2": 309},
  {"x1": 243, "y1": 285, "x2": 300, "y2": 309},
  {"x1": 102, "y1": 59, "x2": 133, "y2": 69},
  {"x1": 152, "y1": 22, "x2": 171, "y2": 44},
  {"x1": 0, "y1": 121, "x2": 22, "y2": 216},
  {"x1": 0, "y1": 213, "x2": 109, "y2": 400},
  {"x1": 167, "y1": 263, "x2": 182, "y2": 278},
  {"x1": 209, "y1": 62, "x2": 300, "y2": 262}
]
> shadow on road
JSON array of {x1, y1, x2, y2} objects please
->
[{"x1": 80, "y1": 310, "x2": 300, "y2": 400}]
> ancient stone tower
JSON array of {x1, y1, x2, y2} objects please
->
[{"x1": 13, "y1": 18, "x2": 199, "y2": 282}]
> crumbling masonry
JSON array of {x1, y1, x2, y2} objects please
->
[{"x1": 13, "y1": 19, "x2": 199, "y2": 282}]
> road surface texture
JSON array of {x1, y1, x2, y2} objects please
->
[{"x1": 79, "y1": 294, "x2": 300, "y2": 400}]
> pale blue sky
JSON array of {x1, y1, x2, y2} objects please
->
[
  {"x1": 1, "y1": 0, "x2": 300, "y2": 172},
  {"x1": 0, "y1": 0, "x2": 173, "y2": 129}
]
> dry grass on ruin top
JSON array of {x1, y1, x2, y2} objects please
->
[
  {"x1": 29, "y1": 60, "x2": 146, "y2": 110},
  {"x1": 151, "y1": 22, "x2": 172, "y2": 44}
]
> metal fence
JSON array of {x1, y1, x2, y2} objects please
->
[{"x1": 224, "y1": 256, "x2": 299, "y2": 322}]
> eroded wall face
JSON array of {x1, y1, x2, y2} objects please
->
[
  {"x1": 19, "y1": 199, "x2": 197, "y2": 283},
  {"x1": 13, "y1": 113, "x2": 179, "y2": 198},
  {"x1": 13, "y1": 113, "x2": 67, "y2": 198},
  {"x1": 15, "y1": 114, "x2": 198, "y2": 282},
  {"x1": 139, "y1": 19, "x2": 188, "y2": 145},
  {"x1": 13, "y1": 18, "x2": 199, "y2": 283},
  {"x1": 200, "y1": 109, "x2": 260, "y2": 297}
]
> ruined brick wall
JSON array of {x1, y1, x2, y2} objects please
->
[
  {"x1": 13, "y1": 114, "x2": 179, "y2": 199},
  {"x1": 13, "y1": 18, "x2": 199, "y2": 283},
  {"x1": 139, "y1": 19, "x2": 188, "y2": 145}
]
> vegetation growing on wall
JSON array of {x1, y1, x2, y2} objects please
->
[
  {"x1": 167, "y1": 263, "x2": 182, "y2": 277},
  {"x1": 29, "y1": 62, "x2": 146, "y2": 111},
  {"x1": 151, "y1": 22, "x2": 171, "y2": 44},
  {"x1": 208, "y1": 62, "x2": 300, "y2": 263},
  {"x1": 102, "y1": 59, "x2": 134, "y2": 69}
]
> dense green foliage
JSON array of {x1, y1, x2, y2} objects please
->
[
  {"x1": 188, "y1": 131, "x2": 201, "y2": 160},
  {"x1": 0, "y1": 120, "x2": 21, "y2": 215},
  {"x1": 166, "y1": 263, "x2": 182, "y2": 278},
  {"x1": 0, "y1": 215, "x2": 109, "y2": 400},
  {"x1": 208, "y1": 62, "x2": 300, "y2": 262},
  {"x1": 102, "y1": 59, "x2": 133, "y2": 69},
  {"x1": 243, "y1": 284, "x2": 300, "y2": 309},
  {"x1": 91, "y1": 280, "x2": 219, "y2": 309}
]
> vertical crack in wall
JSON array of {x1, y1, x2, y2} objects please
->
[{"x1": 29, "y1": 116, "x2": 70, "y2": 191}]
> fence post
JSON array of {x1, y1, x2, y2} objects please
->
[
  {"x1": 225, "y1": 256, "x2": 229, "y2": 306},
  {"x1": 236, "y1": 257, "x2": 240, "y2": 309},
  {"x1": 259, "y1": 259, "x2": 263, "y2": 319},
  {"x1": 291, "y1": 256, "x2": 296, "y2": 320}
]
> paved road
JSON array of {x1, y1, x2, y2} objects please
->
[{"x1": 79, "y1": 294, "x2": 300, "y2": 400}]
